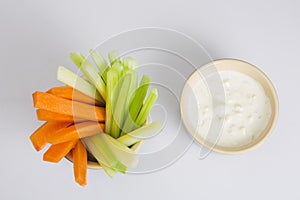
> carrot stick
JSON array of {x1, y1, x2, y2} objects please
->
[
  {"x1": 36, "y1": 109, "x2": 86, "y2": 122},
  {"x1": 73, "y1": 140, "x2": 87, "y2": 186},
  {"x1": 32, "y1": 92, "x2": 105, "y2": 122},
  {"x1": 30, "y1": 121, "x2": 71, "y2": 151},
  {"x1": 47, "y1": 122, "x2": 105, "y2": 144},
  {"x1": 43, "y1": 140, "x2": 78, "y2": 163},
  {"x1": 47, "y1": 86, "x2": 103, "y2": 106}
]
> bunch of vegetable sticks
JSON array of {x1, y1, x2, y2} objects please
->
[{"x1": 30, "y1": 50, "x2": 162, "y2": 186}]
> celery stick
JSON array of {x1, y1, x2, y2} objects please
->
[
  {"x1": 89, "y1": 49, "x2": 109, "y2": 83},
  {"x1": 120, "y1": 75, "x2": 151, "y2": 136},
  {"x1": 108, "y1": 50, "x2": 121, "y2": 65},
  {"x1": 116, "y1": 162, "x2": 127, "y2": 174},
  {"x1": 84, "y1": 135, "x2": 117, "y2": 167},
  {"x1": 105, "y1": 68, "x2": 119, "y2": 134},
  {"x1": 107, "y1": 63, "x2": 124, "y2": 136},
  {"x1": 83, "y1": 136, "x2": 117, "y2": 177},
  {"x1": 83, "y1": 134, "x2": 128, "y2": 173},
  {"x1": 128, "y1": 71, "x2": 138, "y2": 104},
  {"x1": 118, "y1": 121, "x2": 162, "y2": 146},
  {"x1": 111, "y1": 62, "x2": 124, "y2": 75},
  {"x1": 122, "y1": 57, "x2": 138, "y2": 70},
  {"x1": 101, "y1": 163, "x2": 117, "y2": 177},
  {"x1": 69, "y1": 52, "x2": 85, "y2": 67},
  {"x1": 111, "y1": 72, "x2": 133, "y2": 138},
  {"x1": 89, "y1": 49, "x2": 109, "y2": 74},
  {"x1": 111, "y1": 71, "x2": 137, "y2": 138},
  {"x1": 82, "y1": 75, "x2": 92, "y2": 84},
  {"x1": 120, "y1": 71, "x2": 138, "y2": 133},
  {"x1": 135, "y1": 88, "x2": 158, "y2": 126},
  {"x1": 70, "y1": 53, "x2": 107, "y2": 101},
  {"x1": 104, "y1": 134, "x2": 138, "y2": 168},
  {"x1": 56, "y1": 66, "x2": 104, "y2": 103}
]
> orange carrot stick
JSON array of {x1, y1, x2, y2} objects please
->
[
  {"x1": 47, "y1": 86, "x2": 103, "y2": 106},
  {"x1": 47, "y1": 122, "x2": 105, "y2": 144},
  {"x1": 30, "y1": 121, "x2": 71, "y2": 151},
  {"x1": 43, "y1": 140, "x2": 78, "y2": 163},
  {"x1": 36, "y1": 109, "x2": 86, "y2": 122},
  {"x1": 32, "y1": 92, "x2": 105, "y2": 122},
  {"x1": 73, "y1": 140, "x2": 87, "y2": 186}
]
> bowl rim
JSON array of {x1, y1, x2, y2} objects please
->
[{"x1": 180, "y1": 58, "x2": 279, "y2": 154}]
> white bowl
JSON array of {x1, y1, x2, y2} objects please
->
[{"x1": 180, "y1": 58, "x2": 279, "y2": 154}]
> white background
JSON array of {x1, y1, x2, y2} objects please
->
[{"x1": 1, "y1": 0, "x2": 300, "y2": 199}]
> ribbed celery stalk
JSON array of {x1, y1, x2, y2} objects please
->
[
  {"x1": 69, "y1": 52, "x2": 85, "y2": 67},
  {"x1": 135, "y1": 88, "x2": 158, "y2": 126},
  {"x1": 83, "y1": 133, "x2": 138, "y2": 175},
  {"x1": 70, "y1": 53, "x2": 106, "y2": 101},
  {"x1": 56, "y1": 66, "x2": 104, "y2": 103},
  {"x1": 118, "y1": 121, "x2": 162, "y2": 146},
  {"x1": 89, "y1": 49, "x2": 109, "y2": 83},
  {"x1": 122, "y1": 57, "x2": 138, "y2": 70},
  {"x1": 115, "y1": 162, "x2": 127, "y2": 174},
  {"x1": 108, "y1": 50, "x2": 121, "y2": 66},
  {"x1": 82, "y1": 135, "x2": 117, "y2": 177},
  {"x1": 120, "y1": 75, "x2": 151, "y2": 136},
  {"x1": 83, "y1": 134, "x2": 132, "y2": 174},
  {"x1": 111, "y1": 72, "x2": 134, "y2": 138},
  {"x1": 103, "y1": 133, "x2": 138, "y2": 168},
  {"x1": 111, "y1": 62, "x2": 124, "y2": 78},
  {"x1": 105, "y1": 68, "x2": 119, "y2": 135}
]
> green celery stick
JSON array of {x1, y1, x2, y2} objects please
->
[
  {"x1": 82, "y1": 75, "x2": 92, "y2": 84},
  {"x1": 118, "y1": 121, "x2": 162, "y2": 146},
  {"x1": 122, "y1": 57, "x2": 138, "y2": 70},
  {"x1": 111, "y1": 62, "x2": 124, "y2": 76},
  {"x1": 108, "y1": 62, "x2": 124, "y2": 136},
  {"x1": 116, "y1": 162, "x2": 127, "y2": 174},
  {"x1": 105, "y1": 68, "x2": 119, "y2": 134},
  {"x1": 120, "y1": 76, "x2": 151, "y2": 136},
  {"x1": 92, "y1": 134, "x2": 118, "y2": 168},
  {"x1": 83, "y1": 134, "x2": 127, "y2": 173},
  {"x1": 69, "y1": 52, "x2": 85, "y2": 67},
  {"x1": 85, "y1": 143, "x2": 117, "y2": 177},
  {"x1": 110, "y1": 72, "x2": 133, "y2": 138},
  {"x1": 108, "y1": 50, "x2": 121, "y2": 65},
  {"x1": 56, "y1": 66, "x2": 104, "y2": 103},
  {"x1": 101, "y1": 163, "x2": 117, "y2": 177},
  {"x1": 104, "y1": 134, "x2": 138, "y2": 168},
  {"x1": 89, "y1": 49, "x2": 109, "y2": 74},
  {"x1": 70, "y1": 53, "x2": 106, "y2": 101},
  {"x1": 82, "y1": 136, "x2": 117, "y2": 177},
  {"x1": 89, "y1": 49, "x2": 109, "y2": 83},
  {"x1": 120, "y1": 71, "x2": 138, "y2": 133},
  {"x1": 135, "y1": 88, "x2": 158, "y2": 126}
]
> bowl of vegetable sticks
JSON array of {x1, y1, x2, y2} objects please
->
[{"x1": 29, "y1": 50, "x2": 162, "y2": 186}]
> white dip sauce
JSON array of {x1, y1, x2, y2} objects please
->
[{"x1": 194, "y1": 70, "x2": 272, "y2": 147}]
